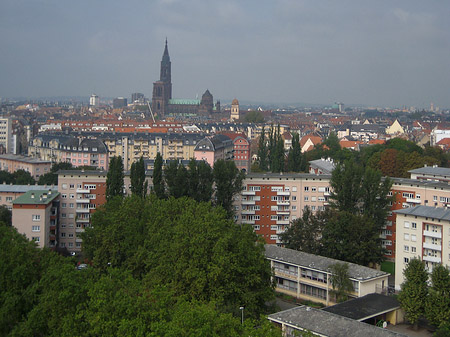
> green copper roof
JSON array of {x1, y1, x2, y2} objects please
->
[
  {"x1": 12, "y1": 189, "x2": 60, "y2": 205},
  {"x1": 168, "y1": 99, "x2": 200, "y2": 105}
]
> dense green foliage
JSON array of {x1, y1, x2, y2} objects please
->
[
  {"x1": 329, "y1": 263, "x2": 354, "y2": 303},
  {"x1": 281, "y1": 160, "x2": 391, "y2": 266},
  {"x1": 287, "y1": 132, "x2": 302, "y2": 172},
  {"x1": 244, "y1": 110, "x2": 265, "y2": 123},
  {"x1": 213, "y1": 159, "x2": 245, "y2": 217},
  {"x1": 130, "y1": 156, "x2": 147, "y2": 198},
  {"x1": 425, "y1": 264, "x2": 450, "y2": 328},
  {"x1": 106, "y1": 156, "x2": 124, "y2": 200},
  {"x1": 398, "y1": 258, "x2": 429, "y2": 328},
  {"x1": 152, "y1": 152, "x2": 165, "y2": 199},
  {"x1": 1, "y1": 200, "x2": 280, "y2": 336},
  {"x1": 258, "y1": 126, "x2": 268, "y2": 171},
  {"x1": 38, "y1": 162, "x2": 74, "y2": 185},
  {"x1": 0, "y1": 205, "x2": 11, "y2": 226},
  {"x1": 0, "y1": 169, "x2": 35, "y2": 185}
]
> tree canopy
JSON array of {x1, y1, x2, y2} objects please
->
[{"x1": 106, "y1": 156, "x2": 124, "y2": 201}]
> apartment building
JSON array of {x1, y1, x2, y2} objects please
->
[
  {"x1": 12, "y1": 189, "x2": 60, "y2": 249},
  {"x1": 0, "y1": 184, "x2": 57, "y2": 210},
  {"x1": 236, "y1": 173, "x2": 331, "y2": 245},
  {"x1": 194, "y1": 134, "x2": 233, "y2": 167},
  {"x1": 0, "y1": 154, "x2": 51, "y2": 178},
  {"x1": 266, "y1": 245, "x2": 389, "y2": 306},
  {"x1": 57, "y1": 170, "x2": 107, "y2": 254},
  {"x1": 0, "y1": 117, "x2": 12, "y2": 154},
  {"x1": 394, "y1": 206, "x2": 450, "y2": 290},
  {"x1": 220, "y1": 132, "x2": 251, "y2": 172},
  {"x1": 408, "y1": 165, "x2": 450, "y2": 182}
]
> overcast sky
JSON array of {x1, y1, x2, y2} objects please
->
[{"x1": 1, "y1": 0, "x2": 449, "y2": 108}]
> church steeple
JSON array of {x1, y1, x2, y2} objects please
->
[{"x1": 160, "y1": 38, "x2": 171, "y2": 83}]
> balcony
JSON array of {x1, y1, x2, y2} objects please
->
[
  {"x1": 423, "y1": 242, "x2": 441, "y2": 251},
  {"x1": 76, "y1": 188, "x2": 90, "y2": 194},
  {"x1": 423, "y1": 230, "x2": 442, "y2": 239},
  {"x1": 406, "y1": 198, "x2": 421, "y2": 204},
  {"x1": 277, "y1": 201, "x2": 290, "y2": 206},
  {"x1": 242, "y1": 191, "x2": 256, "y2": 196},
  {"x1": 242, "y1": 219, "x2": 255, "y2": 225},
  {"x1": 241, "y1": 210, "x2": 255, "y2": 215},
  {"x1": 324, "y1": 192, "x2": 331, "y2": 197},
  {"x1": 423, "y1": 255, "x2": 441, "y2": 263},
  {"x1": 277, "y1": 191, "x2": 290, "y2": 196},
  {"x1": 276, "y1": 220, "x2": 290, "y2": 225},
  {"x1": 76, "y1": 218, "x2": 90, "y2": 223},
  {"x1": 75, "y1": 228, "x2": 85, "y2": 233},
  {"x1": 241, "y1": 200, "x2": 256, "y2": 205},
  {"x1": 75, "y1": 238, "x2": 83, "y2": 243},
  {"x1": 76, "y1": 198, "x2": 90, "y2": 204},
  {"x1": 276, "y1": 210, "x2": 290, "y2": 215},
  {"x1": 76, "y1": 208, "x2": 90, "y2": 213}
]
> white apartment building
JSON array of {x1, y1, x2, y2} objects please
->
[
  {"x1": 394, "y1": 205, "x2": 450, "y2": 290},
  {"x1": 0, "y1": 117, "x2": 12, "y2": 153}
]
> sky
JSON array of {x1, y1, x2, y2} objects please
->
[{"x1": 1, "y1": 0, "x2": 450, "y2": 108}]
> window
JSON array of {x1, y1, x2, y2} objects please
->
[
  {"x1": 61, "y1": 223, "x2": 66, "y2": 228},
  {"x1": 32, "y1": 237, "x2": 40, "y2": 242},
  {"x1": 61, "y1": 213, "x2": 66, "y2": 218},
  {"x1": 69, "y1": 214, "x2": 74, "y2": 219},
  {"x1": 292, "y1": 206, "x2": 297, "y2": 211},
  {"x1": 68, "y1": 233, "x2": 74, "y2": 238},
  {"x1": 433, "y1": 195, "x2": 438, "y2": 201},
  {"x1": 60, "y1": 242, "x2": 66, "y2": 248},
  {"x1": 311, "y1": 206, "x2": 316, "y2": 211},
  {"x1": 292, "y1": 187, "x2": 297, "y2": 192},
  {"x1": 404, "y1": 245, "x2": 409, "y2": 252},
  {"x1": 304, "y1": 196, "x2": 309, "y2": 201},
  {"x1": 292, "y1": 196, "x2": 297, "y2": 201},
  {"x1": 70, "y1": 194, "x2": 74, "y2": 199},
  {"x1": 6, "y1": 196, "x2": 12, "y2": 202},
  {"x1": 404, "y1": 257, "x2": 409, "y2": 263},
  {"x1": 404, "y1": 222, "x2": 410, "y2": 228},
  {"x1": 311, "y1": 196, "x2": 316, "y2": 202},
  {"x1": 311, "y1": 187, "x2": 317, "y2": 192},
  {"x1": 304, "y1": 187, "x2": 309, "y2": 192},
  {"x1": 62, "y1": 203, "x2": 67, "y2": 208},
  {"x1": 61, "y1": 232, "x2": 66, "y2": 237},
  {"x1": 32, "y1": 214, "x2": 41, "y2": 221},
  {"x1": 62, "y1": 194, "x2": 67, "y2": 199},
  {"x1": 76, "y1": 243, "x2": 81, "y2": 248},
  {"x1": 412, "y1": 222, "x2": 417, "y2": 229},
  {"x1": 32, "y1": 225, "x2": 40, "y2": 232},
  {"x1": 411, "y1": 234, "x2": 417, "y2": 242},
  {"x1": 404, "y1": 233, "x2": 410, "y2": 241},
  {"x1": 68, "y1": 242, "x2": 73, "y2": 247},
  {"x1": 69, "y1": 184, "x2": 74, "y2": 189},
  {"x1": 62, "y1": 183, "x2": 67, "y2": 189},
  {"x1": 411, "y1": 247, "x2": 416, "y2": 253}
]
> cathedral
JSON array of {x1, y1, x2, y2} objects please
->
[{"x1": 151, "y1": 40, "x2": 220, "y2": 117}]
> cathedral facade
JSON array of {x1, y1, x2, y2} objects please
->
[{"x1": 151, "y1": 40, "x2": 220, "y2": 118}]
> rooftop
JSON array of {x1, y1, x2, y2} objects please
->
[
  {"x1": 309, "y1": 158, "x2": 335, "y2": 173},
  {"x1": 57, "y1": 170, "x2": 107, "y2": 177},
  {"x1": 0, "y1": 184, "x2": 57, "y2": 193},
  {"x1": 12, "y1": 189, "x2": 60, "y2": 205},
  {"x1": 408, "y1": 166, "x2": 450, "y2": 177},
  {"x1": 0, "y1": 154, "x2": 51, "y2": 164},
  {"x1": 265, "y1": 245, "x2": 389, "y2": 281},
  {"x1": 395, "y1": 205, "x2": 450, "y2": 221},
  {"x1": 268, "y1": 306, "x2": 407, "y2": 337},
  {"x1": 322, "y1": 293, "x2": 400, "y2": 321}
]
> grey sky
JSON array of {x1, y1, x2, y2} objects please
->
[{"x1": 1, "y1": 0, "x2": 449, "y2": 108}]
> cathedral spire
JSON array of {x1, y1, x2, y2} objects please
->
[{"x1": 162, "y1": 38, "x2": 170, "y2": 63}]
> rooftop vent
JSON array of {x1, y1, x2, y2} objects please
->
[{"x1": 31, "y1": 193, "x2": 35, "y2": 199}]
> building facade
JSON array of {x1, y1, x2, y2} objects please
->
[
  {"x1": 0, "y1": 154, "x2": 51, "y2": 178},
  {"x1": 12, "y1": 189, "x2": 60, "y2": 249}
]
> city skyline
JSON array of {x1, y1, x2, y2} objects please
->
[{"x1": 1, "y1": 0, "x2": 450, "y2": 108}]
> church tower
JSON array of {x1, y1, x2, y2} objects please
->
[
  {"x1": 152, "y1": 39, "x2": 172, "y2": 116},
  {"x1": 230, "y1": 98, "x2": 240, "y2": 121}
]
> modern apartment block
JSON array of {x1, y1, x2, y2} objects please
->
[
  {"x1": 12, "y1": 189, "x2": 60, "y2": 248},
  {"x1": 57, "y1": 170, "x2": 107, "y2": 254},
  {"x1": 0, "y1": 117, "x2": 12, "y2": 154},
  {"x1": 235, "y1": 173, "x2": 331, "y2": 245},
  {"x1": 394, "y1": 205, "x2": 450, "y2": 290},
  {"x1": 266, "y1": 245, "x2": 389, "y2": 306},
  {"x1": 0, "y1": 154, "x2": 51, "y2": 178}
]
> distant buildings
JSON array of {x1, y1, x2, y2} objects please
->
[
  {"x1": 230, "y1": 98, "x2": 240, "y2": 121},
  {"x1": 89, "y1": 94, "x2": 99, "y2": 107},
  {"x1": 113, "y1": 97, "x2": 127, "y2": 108},
  {"x1": 151, "y1": 40, "x2": 220, "y2": 117},
  {"x1": 0, "y1": 117, "x2": 12, "y2": 154},
  {"x1": 0, "y1": 154, "x2": 51, "y2": 178}
]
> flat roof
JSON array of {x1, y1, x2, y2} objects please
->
[
  {"x1": 265, "y1": 245, "x2": 389, "y2": 281},
  {"x1": 0, "y1": 184, "x2": 57, "y2": 193},
  {"x1": 57, "y1": 170, "x2": 107, "y2": 176},
  {"x1": 322, "y1": 293, "x2": 400, "y2": 321},
  {"x1": 268, "y1": 306, "x2": 407, "y2": 337},
  {"x1": 0, "y1": 154, "x2": 51, "y2": 164},
  {"x1": 12, "y1": 189, "x2": 60, "y2": 205},
  {"x1": 309, "y1": 159, "x2": 335, "y2": 173},
  {"x1": 395, "y1": 205, "x2": 450, "y2": 221},
  {"x1": 408, "y1": 166, "x2": 450, "y2": 177}
]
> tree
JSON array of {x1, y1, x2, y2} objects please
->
[
  {"x1": 106, "y1": 156, "x2": 124, "y2": 201},
  {"x1": 130, "y1": 156, "x2": 147, "y2": 198},
  {"x1": 244, "y1": 110, "x2": 264, "y2": 123},
  {"x1": 82, "y1": 196, "x2": 274, "y2": 319},
  {"x1": 188, "y1": 159, "x2": 213, "y2": 202},
  {"x1": 329, "y1": 262, "x2": 354, "y2": 303},
  {"x1": 164, "y1": 160, "x2": 188, "y2": 198},
  {"x1": 153, "y1": 152, "x2": 165, "y2": 199},
  {"x1": 0, "y1": 205, "x2": 11, "y2": 226},
  {"x1": 323, "y1": 132, "x2": 341, "y2": 159},
  {"x1": 38, "y1": 162, "x2": 74, "y2": 186},
  {"x1": 398, "y1": 258, "x2": 428, "y2": 330},
  {"x1": 280, "y1": 207, "x2": 323, "y2": 254},
  {"x1": 257, "y1": 126, "x2": 268, "y2": 171},
  {"x1": 213, "y1": 159, "x2": 244, "y2": 217},
  {"x1": 287, "y1": 133, "x2": 302, "y2": 172},
  {"x1": 425, "y1": 264, "x2": 450, "y2": 328},
  {"x1": 12, "y1": 169, "x2": 35, "y2": 185}
]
